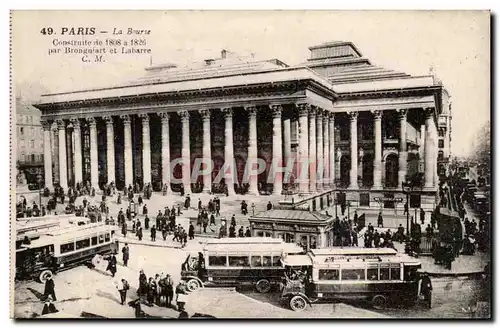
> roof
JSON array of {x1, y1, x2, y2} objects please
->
[
  {"x1": 203, "y1": 237, "x2": 287, "y2": 245},
  {"x1": 203, "y1": 242, "x2": 302, "y2": 254},
  {"x1": 251, "y1": 209, "x2": 330, "y2": 222},
  {"x1": 26, "y1": 223, "x2": 114, "y2": 247},
  {"x1": 281, "y1": 254, "x2": 312, "y2": 266},
  {"x1": 310, "y1": 248, "x2": 398, "y2": 256}
]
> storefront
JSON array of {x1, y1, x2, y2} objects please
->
[{"x1": 248, "y1": 209, "x2": 335, "y2": 251}]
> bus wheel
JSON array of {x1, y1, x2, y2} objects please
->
[
  {"x1": 255, "y1": 279, "x2": 271, "y2": 293},
  {"x1": 372, "y1": 295, "x2": 387, "y2": 309},
  {"x1": 289, "y1": 295, "x2": 307, "y2": 312},
  {"x1": 186, "y1": 279, "x2": 201, "y2": 292},
  {"x1": 38, "y1": 270, "x2": 53, "y2": 283}
]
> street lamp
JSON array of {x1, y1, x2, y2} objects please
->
[
  {"x1": 36, "y1": 174, "x2": 43, "y2": 209},
  {"x1": 401, "y1": 180, "x2": 413, "y2": 237}
]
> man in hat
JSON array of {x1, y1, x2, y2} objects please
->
[
  {"x1": 121, "y1": 243, "x2": 130, "y2": 267},
  {"x1": 116, "y1": 278, "x2": 130, "y2": 305},
  {"x1": 420, "y1": 273, "x2": 433, "y2": 309},
  {"x1": 43, "y1": 275, "x2": 56, "y2": 301}
]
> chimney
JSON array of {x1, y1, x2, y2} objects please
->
[{"x1": 221, "y1": 49, "x2": 227, "y2": 59}]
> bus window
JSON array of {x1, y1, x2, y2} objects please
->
[
  {"x1": 228, "y1": 256, "x2": 250, "y2": 267},
  {"x1": 318, "y1": 269, "x2": 339, "y2": 281},
  {"x1": 390, "y1": 266, "x2": 401, "y2": 280},
  {"x1": 60, "y1": 242, "x2": 75, "y2": 254},
  {"x1": 251, "y1": 256, "x2": 262, "y2": 267},
  {"x1": 262, "y1": 256, "x2": 272, "y2": 267},
  {"x1": 380, "y1": 266, "x2": 390, "y2": 280},
  {"x1": 208, "y1": 256, "x2": 227, "y2": 267},
  {"x1": 342, "y1": 269, "x2": 366, "y2": 281},
  {"x1": 91, "y1": 236, "x2": 98, "y2": 246},
  {"x1": 98, "y1": 234, "x2": 105, "y2": 244},
  {"x1": 76, "y1": 238, "x2": 90, "y2": 250},
  {"x1": 272, "y1": 256, "x2": 282, "y2": 267},
  {"x1": 105, "y1": 233, "x2": 110, "y2": 242},
  {"x1": 367, "y1": 267, "x2": 379, "y2": 281}
]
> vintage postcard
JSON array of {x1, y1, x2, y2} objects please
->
[{"x1": 10, "y1": 10, "x2": 491, "y2": 319}]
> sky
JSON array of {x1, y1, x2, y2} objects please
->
[{"x1": 11, "y1": 10, "x2": 490, "y2": 157}]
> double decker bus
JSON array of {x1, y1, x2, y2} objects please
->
[
  {"x1": 280, "y1": 248, "x2": 421, "y2": 311},
  {"x1": 180, "y1": 237, "x2": 304, "y2": 293},
  {"x1": 15, "y1": 222, "x2": 118, "y2": 283}
]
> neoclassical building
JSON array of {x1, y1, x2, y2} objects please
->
[{"x1": 34, "y1": 41, "x2": 451, "y2": 210}]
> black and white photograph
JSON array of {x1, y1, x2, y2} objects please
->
[{"x1": 9, "y1": 10, "x2": 491, "y2": 319}]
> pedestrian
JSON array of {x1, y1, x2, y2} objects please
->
[
  {"x1": 189, "y1": 223, "x2": 195, "y2": 240},
  {"x1": 245, "y1": 227, "x2": 251, "y2": 237},
  {"x1": 267, "y1": 201, "x2": 272, "y2": 211},
  {"x1": 175, "y1": 281, "x2": 189, "y2": 312},
  {"x1": 238, "y1": 226, "x2": 244, "y2": 237},
  {"x1": 420, "y1": 273, "x2": 433, "y2": 309},
  {"x1": 43, "y1": 275, "x2": 56, "y2": 301},
  {"x1": 404, "y1": 202, "x2": 408, "y2": 215},
  {"x1": 121, "y1": 221, "x2": 127, "y2": 237},
  {"x1": 151, "y1": 225, "x2": 156, "y2": 242},
  {"x1": 209, "y1": 214, "x2": 216, "y2": 226},
  {"x1": 144, "y1": 215, "x2": 150, "y2": 230},
  {"x1": 143, "y1": 204, "x2": 148, "y2": 216},
  {"x1": 106, "y1": 254, "x2": 117, "y2": 277},
  {"x1": 137, "y1": 227, "x2": 143, "y2": 241},
  {"x1": 116, "y1": 278, "x2": 130, "y2": 305},
  {"x1": 138, "y1": 269, "x2": 148, "y2": 297},
  {"x1": 122, "y1": 243, "x2": 130, "y2": 267},
  {"x1": 41, "y1": 295, "x2": 58, "y2": 315},
  {"x1": 377, "y1": 212, "x2": 384, "y2": 228}
]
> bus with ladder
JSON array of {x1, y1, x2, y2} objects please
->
[
  {"x1": 280, "y1": 247, "x2": 421, "y2": 311},
  {"x1": 15, "y1": 222, "x2": 118, "y2": 283},
  {"x1": 180, "y1": 237, "x2": 304, "y2": 293}
]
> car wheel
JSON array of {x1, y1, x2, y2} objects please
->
[
  {"x1": 255, "y1": 279, "x2": 272, "y2": 293},
  {"x1": 289, "y1": 295, "x2": 307, "y2": 312},
  {"x1": 186, "y1": 279, "x2": 201, "y2": 292},
  {"x1": 372, "y1": 295, "x2": 388, "y2": 309},
  {"x1": 39, "y1": 270, "x2": 53, "y2": 283}
]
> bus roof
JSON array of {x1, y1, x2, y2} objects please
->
[
  {"x1": 203, "y1": 242, "x2": 303, "y2": 254},
  {"x1": 203, "y1": 237, "x2": 289, "y2": 245},
  {"x1": 24, "y1": 224, "x2": 114, "y2": 248},
  {"x1": 309, "y1": 248, "x2": 398, "y2": 256}
]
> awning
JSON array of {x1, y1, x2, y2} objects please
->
[{"x1": 281, "y1": 255, "x2": 312, "y2": 266}]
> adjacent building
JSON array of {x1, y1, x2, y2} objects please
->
[{"x1": 33, "y1": 41, "x2": 451, "y2": 213}]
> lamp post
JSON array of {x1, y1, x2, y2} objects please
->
[
  {"x1": 36, "y1": 174, "x2": 43, "y2": 208},
  {"x1": 401, "y1": 181, "x2": 413, "y2": 237},
  {"x1": 251, "y1": 203, "x2": 256, "y2": 216}
]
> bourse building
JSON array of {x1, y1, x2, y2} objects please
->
[{"x1": 34, "y1": 41, "x2": 451, "y2": 212}]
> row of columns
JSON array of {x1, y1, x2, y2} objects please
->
[{"x1": 41, "y1": 104, "x2": 437, "y2": 194}]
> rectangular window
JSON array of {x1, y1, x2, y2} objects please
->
[
  {"x1": 438, "y1": 140, "x2": 444, "y2": 148},
  {"x1": 342, "y1": 269, "x2": 366, "y2": 281},
  {"x1": 318, "y1": 269, "x2": 339, "y2": 281},
  {"x1": 105, "y1": 233, "x2": 110, "y2": 242},
  {"x1": 91, "y1": 236, "x2": 98, "y2": 246},
  {"x1": 228, "y1": 256, "x2": 250, "y2": 267},
  {"x1": 76, "y1": 238, "x2": 90, "y2": 250},
  {"x1": 98, "y1": 234, "x2": 105, "y2": 244},
  {"x1": 262, "y1": 256, "x2": 272, "y2": 267},
  {"x1": 390, "y1": 267, "x2": 401, "y2": 280},
  {"x1": 256, "y1": 231, "x2": 264, "y2": 237},
  {"x1": 60, "y1": 242, "x2": 75, "y2": 254},
  {"x1": 208, "y1": 256, "x2": 227, "y2": 267},
  {"x1": 367, "y1": 268, "x2": 379, "y2": 281},
  {"x1": 251, "y1": 256, "x2": 262, "y2": 267},
  {"x1": 272, "y1": 256, "x2": 282, "y2": 267},
  {"x1": 380, "y1": 266, "x2": 390, "y2": 280}
]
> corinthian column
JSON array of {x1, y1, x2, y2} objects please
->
[
  {"x1": 323, "y1": 111, "x2": 330, "y2": 190},
  {"x1": 348, "y1": 111, "x2": 359, "y2": 189},
  {"x1": 297, "y1": 103, "x2": 310, "y2": 194},
  {"x1": 86, "y1": 117, "x2": 99, "y2": 189},
  {"x1": 103, "y1": 116, "x2": 115, "y2": 184},
  {"x1": 328, "y1": 113, "x2": 335, "y2": 187},
  {"x1": 158, "y1": 113, "x2": 170, "y2": 192},
  {"x1": 316, "y1": 109, "x2": 324, "y2": 191},
  {"x1": 271, "y1": 104, "x2": 283, "y2": 195},
  {"x1": 283, "y1": 117, "x2": 292, "y2": 184},
  {"x1": 56, "y1": 120, "x2": 68, "y2": 189},
  {"x1": 246, "y1": 106, "x2": 259, "y2": 195},
  {"x1": 397, "y1": 109, "x2": 408, "y2": 187},
  {"x1": 199, "y1": 109, "x2": 212, "y2": 193},
  {"x1": 424, "y1": 109, "x2": 435, "y2": 189},
  {"x1": 42, "y1": 120, "x2": 53, "y2": 189},
  {"x1": 222, "y1": 108, "x2": 235, "y2": 196},
  {"x1": 70, "y1": 118, "x2": 83, "y2": 185},
  {"x1": 121, "y1": 115, "x2": 133, "y2": 189},
  {"x1": 179, "y1": 110, "x2": 192, "y2": 195},
  {"x1": 139, "y1": 114, "x2": 151, "y2": 185},
  {"x1": 372, "y1": 110, "x2": 383, "y2": 189}
]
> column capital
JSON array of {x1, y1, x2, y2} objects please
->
[
  {"x1": 70, "y1": 118, "x2": 82, "y2": 129},
  {"x1": 424, "y1": 107, "x2": 435, "y2": 118},
  {"x1": 397, "y1": 109, "x2": 407, "y2": 119},
  {"x1": 102, "y1": 116, "x2": 114, "y2": 125},
  {"x1": 55, "y1": 119, "x2": 66, "y2": 129},
  {"x1": 295, "y1": 102, "x2": 311, "y2": 117},
  {"x1": 323, "y1": 111, "x2": 331, "y2": 119},
  {"x1": 178, "y1": 110, "x2": 190, "y2": 122},
  {"x1": 245, "y1": 106, "x2": 258, "y2": 117},
  {"x1": 41, "y1": 119, "x2": 53, "y2": 131},
  {"x1": 157, "y1": 112, "x2": 170, "y2": 123},
  {"x1": 371, "y1": 110, "x2": 382, "y2": 119},
  {"x1": 120, "y1": 114, "x2": 131, "y2": 125},
  {"x1": 270, "y1": 104, "x2": 282, "y2": 118},
  {"x1": 308, "y1": 106, "x2": 318, "y2": 118},
  {"x1": 347, "y1": 111, "x2": 358, "y2": 120},
  {"x1": 222, "y1": 108, "x2": 233, "y2": 119},
  {"x1": 85, "y1": 117, "x2": 97, "y2": 127},
  {"x1": 328, "y1": 112, "x2": 335, "y2": 122},
  {"x1": 139, "y1": 113, "x2": 150, "y2": 123},
  {"x1": 199, "y1": 109, "x2": 211, "y2": 120}
]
